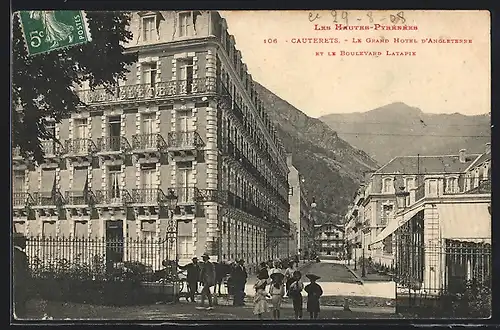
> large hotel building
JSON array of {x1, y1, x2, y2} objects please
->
[{"x1": 12, "y1": 11, "x2": 291, "y2": 266}]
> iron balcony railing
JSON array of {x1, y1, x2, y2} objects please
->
[
  {"x1": 167, "y1": 131, "x2": 205, "y2": 149},
  {"x1": 64, "y1": 190, "x2": 97, "y2": 206},
  {"x1": 94, "y1": 189, "x2": 132, "y2": 205},
  {"x1": 131, "y1": 188, "x2": 167, "y2": 204},
  {"x1": 13, "y1": 192, "x2": 35, "y2": 207},
  {"x1": 41, "y1": 140, "x2": 65, "y2": 157},
  {"x1": 76, "y1": 77, "x2": 217, "y2": 105},
  {"x1": 97, "y1": 136, "x2": 131, "y2": 153},
  {"x1": 32, "y1": 190, "x2": 66, "y2": 207},
  {"x1": 195, "y1": 189, "x2": 228, "y2": 204},
  {"x1": 171, "y1": 187, "x2": 199, "y2": 204},
  {"x1": 65, "y1": 138, "x2": 98, "y2": 155},
  {"x1": 466, "y1": 179, "x2": 491, "y2": 194},
  {"x1": 415, "y1": 184, "x2": 425, "y2": 201},
  {"x1": 132, "y1": 133, "x2": 167, "y2": 151}
]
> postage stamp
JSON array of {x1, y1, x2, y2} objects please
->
[{"x1": 17, "y1": 10, "x2": 92, "y2": 56}]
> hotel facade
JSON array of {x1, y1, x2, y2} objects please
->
[{"x1": 12, "y1": 11, "x2": 291, "y2": 267}]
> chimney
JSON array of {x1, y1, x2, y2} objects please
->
[
  {"x1": 485, "y1": 142, "x2": 491, "y2": 154},
  {"x1": 459, "y1": 149, "x2": 466, "y2": 163},
  {"x1": 286, "y1": 153, "x2": 293, "y2": 166}
]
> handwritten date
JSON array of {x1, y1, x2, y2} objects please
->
[{"x1": 308, "y1": 10, "x2": 406, "y2": 26}]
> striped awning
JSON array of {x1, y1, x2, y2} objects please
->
[
  {"x1": 438, "y1": 203, "x2": 491, "y2": 242},
  {"x1": 371, "y1": 208, "x2": 422, "y2": 245}
]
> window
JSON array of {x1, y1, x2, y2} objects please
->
[
  {"x1": 142, "y1": 16, "x2": 156, "y2": 42},
  {"x1": 176, "y1": 161, "x2": 194, "y2": 203},
  {"x1": 140, "y1": 165, "x2": 156, "y2": 203},
  {"x1": 445, "y1": 177, "x2": 458, "y2": 193},
  {"x1": 383, "y1": 178, "x2": 393, "y2": 193},
  {"x1": 404, "y1": 177, "x2": 414, "y2": 190},
  {"x1": 13, "y1": 170, "x2": 25, "y2": 192},
  {"x1": 73, "y1": 118, "x2": 88, "y2": 154},
  {"x1": 179, "y1": 12, "x2": 191, "y2": 37},
  {"x1": 142, "y1": 63, "x2": 157, "y2": 87},
  {"x1": 381, "y1": 204, "x2": 393, "y2": 225},
  {"x1": 108, "y1": 166, "x2": 121, "y2": 202},
  {"x1": 141, "y1": 113, "x2": 156, "y2": 148},
  {"x1": 140, "y1": 221, "x2": 156, "y2": 263},
  {"x1": 177, "y1": 58, "x2": 194, "y2": 93},
  {"x1": 108, "y1": 116, "x2": 121, "y2": 151},
  {"x1": 428, "y1": 180, "x2": 438, "y2": 196}
]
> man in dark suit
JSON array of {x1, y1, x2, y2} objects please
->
[
  {"x1": 231, "y1": 259, "x2": 248, "y2": 306},
  {"x1": 13, "y1": 233, "x2": 31, "y2": 319},
  {"x1": 177, "y1": 257, "x2": 200, "y2": 303}
]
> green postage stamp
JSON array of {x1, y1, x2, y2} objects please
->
[{"x1": 18, "y1": 10, "x2": 92, "y2": 56}]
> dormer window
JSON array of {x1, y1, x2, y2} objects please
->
[
  {"x1": 142, "y1": 16, "x2": 156, "y2": 42},
  {"x1": 445, "y1": 177, "x2": 458, "y2": 193},
  {"x1": 179, "y1": 12, "x2": 191, "y2": 37},
  {"x1": 382, "y1": 177, "x2": 393, "y2": 193}
]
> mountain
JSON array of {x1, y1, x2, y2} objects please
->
[
  {"x1": 254, "y1": 83, "x2": 379, "y2": 223},
  {"x1": 319, "y1": 102, "x2": 491, "y2": 164}
]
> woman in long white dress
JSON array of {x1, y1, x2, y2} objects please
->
[
  {"x1": 29, "y1": 11, "x2": 74, "y2": 48},
  {"x1": 253, "y1": 273, "x2": 269, "y2": 319}
]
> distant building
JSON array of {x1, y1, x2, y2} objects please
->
[
  {"x1": 344, "y1": 184, "x2": 366, "y2": 262},
  {"x1": 12, "y1": 11, "x2": 290, "y2": 268},
  {"x1": 315, "y1": 223, "x2": 344, "y2": 258},
  {"x1": 287, "y1": 154, "x2": 312, "y2": 255}
]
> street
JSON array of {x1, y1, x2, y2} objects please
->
[{"x1": 22, "y1": 261, "x2": 397, "y2": 320}]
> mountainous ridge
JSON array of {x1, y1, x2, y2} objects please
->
[
  {"x1": 319, "y1": 102, "x2": 490, "y2": 164},
  {"x1": 254, "y1": 82, "x2": 379, "y2": 223}
]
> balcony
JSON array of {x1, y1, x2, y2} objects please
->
[
  {"x1": 13, "y1": 192, "x2": 35, "y2": 208},
  {"x1": 195, "y1": 189, "x2": 228, "y2": 204},
  {"x1": 167, "y1": 131, "x2": 205, "y2": 159},
  {"x1": 131, "y1": 188, "x2": 167, "y2": 205},
  {"x1": 466, "y1": 179, "x2": 491, "y2": 194},
  {"x1": 64, "y1": 190, "x2": 97, "y2": 206},
  {"x1": 97, "y1": 136, "x2": 131, "y2": 155},
  {"x1": 76, "y1": 77, "x2": 217, "y2": 106},
  {"x1": 415, "y1": 184, "x2": 425, "y2": 201},
  {"x1": 94, "y1": 189, "x2": 132, "y2": 205},
  {"x1": 41, "y1": 140, "x2": 65, "y2": 158},
  {"x1": 31, "y1": 190, "x2": 66, "y2": 217},
  {"x1": 131, "y1": 133, "x2": 167, "y2": 159},
  {"x1": 65, "y1": 138, "x2": 97, "y2": 164}
]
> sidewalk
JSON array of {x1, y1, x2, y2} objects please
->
[
  {"x1": 344, "y1": 262, "x2": 393, "y2": 283},
  {"x1": 23, "y1": 298, "x2": 398, "y2": 320}
]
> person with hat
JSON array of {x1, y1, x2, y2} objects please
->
[
  {"x1": 305, "y1": 274, "x2": 323, "y2": 319},
  {"x1": 252, "y1": 269, "x2": 270, "y2": 319},
  {"x1": 197, "y1": 253, "x2": 216, "y2": 310},
  {"x1": 13, "y1": 233, "x2": 31, "y2": 319},
  {"x1": 269, "y1": 272, "x2": 285, "y2": 319},
  {"x1": 177, "y1": 257, "x2": 201, "y2": 303},
  {"x1": 288, "y1": 270, "x2": 304, "y2": 319},
  {"x1": 231, "y1": 259, "x2": 248, "y2": 306}
]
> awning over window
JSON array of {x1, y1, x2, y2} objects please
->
[
  {"x1": 438, "y1": 203, "x2": 491, "y2": 242},
  {"x1": 72, "y1": 167, "x2": 88, "y2": 196},
  {"x1": 371, "y1": 208, "x2": 422, "y2": 245},
  {"x1": 41, "y1": 169, "x2": 56, "y2": 196}
]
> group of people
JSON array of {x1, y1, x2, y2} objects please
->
[
  {"x1": 176, "y1": 254, "x2": 250, "y2": 310},
  {"x1": 253, "y1": 260, "x2": 324, "y2": 319}
]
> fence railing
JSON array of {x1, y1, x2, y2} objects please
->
[
  {"x1": 171, "y1": 186, "x2": 198, "y2": 204},
  {"x1": 13, "y1": 192, "x2": 35, "y2": 207},
  {"x1": 94, "y1": 189, "x2": 133, "y2": 204},
  {"x1": 97, "y1": 136, "x2": 131, "y2": 153},
  {"x1": 76, "y1": 77, "x2": 217, "y2": 104},
  {"x1": 65, "y1": 190, "x2": 97, "y2": 206},
  {"x1": 41, "y1": 140, "x2": 65, "y2": 156},
  {"x1": 65, "y1": 138, "x2": 98, "y2": 155},
  {"x1": 25, "y1": 236, "x2": 179, "y2": 279},
  {"x1": 132, "y1": 133, "x2": 167, "y2": 151},
  {"x1": 32, "y1": 190, "x2": 66, "y2": 207},
  {"x1": 167, "y1": 131, "x2": 205, "y2": 149},
  {"x1": 131, "y1": 188, "x2": 167, "y2": 204}
]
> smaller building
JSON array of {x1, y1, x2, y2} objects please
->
[{"x1": 315, "y1": 223, "x2": 344, "y2": 258}]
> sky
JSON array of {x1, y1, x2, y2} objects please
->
[{"x1": 220, "y1": 10, "x2": 490, "y2": 118}]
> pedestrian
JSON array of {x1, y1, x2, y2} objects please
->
[
  {"x1": 269, "y1": 272, "x2": 285, "y2": 319},
  {"x1": 269, "y1": 260, "x2": 283, "y2": 276},
  {"x1": 231, "y1": 259, "x2": 248, "y2": 306},
  {"x1": 257, "y1": 262, "x2": 269, "y2": 280},
  {"x1": 177, "y1": 257, "x2": 200, "y2": 303},
  {"x1": 284, "y1": 262, "x2": 295, "y2": 297},
  {"x1": 215, "y1": 261, "x2": 230, "y2": 296},
  {"x1": 196, "y1": 253, "x2": 215, "y2": 310},
  {"x1": 305, "y1": 274, "x2": 323, "y2": 319},
  {"x1": 253, "y1": 271, "x2": 269, "y2": 319},
  {"x1": 13, "y1": 232, "x2": 31, "y2": 319},
  {"x1": 288, "y1": 270, "x2": 304, "y2": 319}
]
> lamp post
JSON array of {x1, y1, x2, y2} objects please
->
[
  {"x1": 165, "y1": 188, "x2": 179, "y2": 261},
  {"x1": 310, "y1": 198, "x2": 317, "y2": 258}
]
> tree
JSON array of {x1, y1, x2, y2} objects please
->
[{"x1": 11, "y1": 11, "x2": 137, "y2": 163}]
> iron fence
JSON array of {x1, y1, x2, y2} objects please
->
[
  {"x1": 25, "y1": 236, "x2": 180, "y2": 281},
  {"x1": 394, "y1": 214, "x2": 491, "y2": 318}
]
